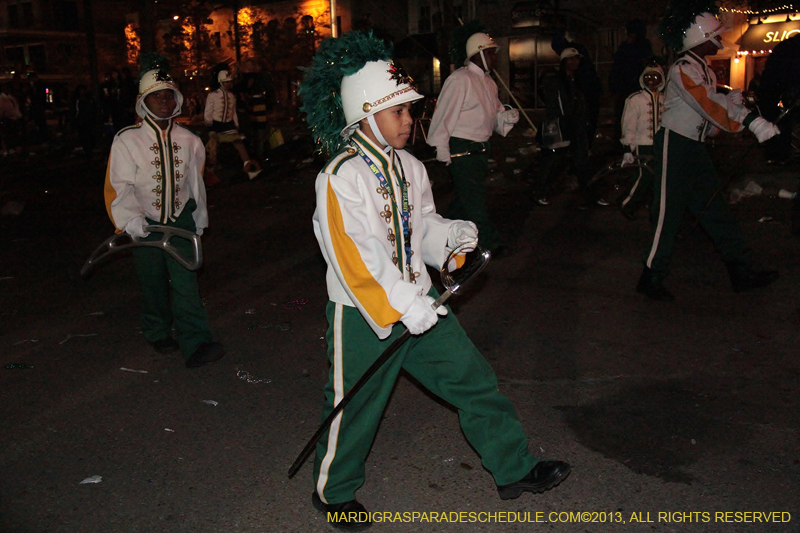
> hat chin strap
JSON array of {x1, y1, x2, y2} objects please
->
[
  {"x1": 144, "y1": 104, "x2": 181, "y2": 121},
  {"x1": 367, "y1": 114, "x2": 389, "y2": 148},
  {"x1": 479, "y1": 50, "x2": 490, "y2": 72}
]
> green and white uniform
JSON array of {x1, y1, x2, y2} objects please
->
[
  {"x1": 104, "y1": 116, "x2": 212, "y2": 358},
  {"x1": 311, "y1": 129, "x2": 537, "y2": 504},
  {"x1": 644, "y1": 51, "x2": 754, "y2": 277}
]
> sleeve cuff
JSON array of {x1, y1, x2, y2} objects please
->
[
  {"x1": 388, "y1": 279, "x2": 423, "y2": 315},
  {"x1": 742, "y1": 111, "x2": 759, "y2": 129}
]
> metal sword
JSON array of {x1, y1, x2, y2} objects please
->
[{"x1": 419, "y1": 148, "x2": 487, "y2": 164}]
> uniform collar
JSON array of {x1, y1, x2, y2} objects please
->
[
  {"x1": 143, "y1": 114, "x2": 174, "y2": 136},
  {"x1": 352, "y1": 129, "x2": 394, "y2": 170},
  {"x1": 683, "y1": 51, "x2": 707, "y2": 67},
  {"x1": 467, "y1": 62, "x2": 488, "y2": 76}
]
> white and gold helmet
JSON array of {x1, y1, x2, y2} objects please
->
[
  {"x1": 340, "y1": 60, "x2": 422, "y2": 138},
  {"x1": 135, "y1": 68, "x2": 184, "y2": 120},
  {"x1": 681, "y1": 12, "x2": 726, "y2": 52},
  {"x1": 464, "y1": 32, "x2": 499, "y2": 66}
]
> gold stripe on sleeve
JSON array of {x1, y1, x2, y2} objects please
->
[{"x1": 327, "y1": 180, "x2": 402, "y2": 328}]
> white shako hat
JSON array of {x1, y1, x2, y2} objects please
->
[
  {"x1": 136, "y1": 68, "x2": 184, "y2": 120},
  {"x1": 340, "y1": 60, "x2": 423, "y2": 138},
  {"x1": 464, "y1": 32, "x2": 499, "y2": 66},
  {"x1": 681, "y1": 12, "x2": 726, "y2": 52}
]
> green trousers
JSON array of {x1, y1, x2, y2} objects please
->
[
  {"x1": 644, "y1": 129, "x2": 747, "y2": 276},
  {"x1": 313, "y1": 292, "x2": 537, "y2": 504},
  {"x1": 445, "y1": 137, "x2": 503, "y2": 251},
  {"x1": 132, "y1": 199, "x2": 212, "y2": 359}
]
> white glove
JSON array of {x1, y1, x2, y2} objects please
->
[
  {"x1": 503, "y1": 108, "x2": 520, "y2": 124},
  {"x1": 400, "y1": 294, "x2": 447, "y2": 335},
  {"x1": 436, "y1": 148, "x2": 451, "y2": 166},
  {"x1": 622, "y1": 152, "x2": 635, "y2": 166},
  {"x1": 727, "y1": 89, "x2": 744, "y2": 106},
  {"x1": 447, "y1": 221, "x2": 478, "y2": 253},
  {"x1": 748, "y1": 117, "x2": 781, "y2": 143},
  {"x1": 124, "y1": 216, "x2": 150, "y2": 239}
]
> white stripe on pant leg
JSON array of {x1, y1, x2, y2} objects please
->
[
  {"x1": 316, "y1": 303, "x2": 345, "y2": 504},
  {"x1": 646, "y1": 130, "x2": 670, "y2": 268}
]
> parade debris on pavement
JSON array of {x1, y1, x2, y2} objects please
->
[
  {"x1": 59, "y1": 333, "x2": 98, "y2": 345},
  {"x1": 119, "y1": 367, "x2": 148, "y2": 374}
]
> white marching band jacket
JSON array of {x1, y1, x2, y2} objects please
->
[
  {"x1": 204, "y1": 87, "x2": 239, "y2": 132},
  {"x1": 105, "y1": 116, "x2": 208, "y2": 233},
  {"x1": 660, "y1": 51, "x2": 750, "y2": 142},
  {"x1": 621, "y1": 65, "x2": 666, "y2": 150},
  {"x1": 313, "y1": 130, "x2": 457, "y2": 339}
]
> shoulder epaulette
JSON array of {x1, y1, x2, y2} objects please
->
[
  {"x1": 323, "y1": 146, "x2": 359, "y2": 175},
  {"x1": 115, "y1": 122, "x2": 142, "y2": 137}
]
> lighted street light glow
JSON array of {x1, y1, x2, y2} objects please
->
[{"x1": 173, "y1": 15, "x2": 179, "y2": 20}]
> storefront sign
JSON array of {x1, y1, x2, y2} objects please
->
[
  {"x1": 511, "y1": 1, "x2": 552, "y2": 28},
  {"x1": 740, "y1": 20, "x2": 800, "y2": 52}
]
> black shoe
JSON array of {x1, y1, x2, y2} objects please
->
[
  {"x1": 636, "y1": 268, "x2": 675, "y2": 301},
  {"x1": 185, "y1": 342, "x2": 225, "y2": 368},
  {"x1": 149, "y1": 337, "x2": 179, "y2": 354},
  {"x1": 497, "y1": 460, "x2": 571, "y2": 500},
  {"x1": 312, "y1": 491, "x2": 372, "y2": 531},
  {"x1": 727, "y1": 263, "x2": 779, "y2": 292}
]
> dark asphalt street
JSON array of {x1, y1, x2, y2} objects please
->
[{"x1": 1, "y1": 125, "x2": 799, "y2": 532}]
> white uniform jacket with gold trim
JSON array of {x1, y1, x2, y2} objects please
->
[
  {"x1": 313, "y1": 130, "x2": 456, "y2": 339},
  {"x1": 104, "y1": 116, "x2": 208, "y2": 233},
  {"x1": 621, "y1": 88, "x2": 665, "y2": 148},
  {"x1": 661, "y1": 51, "x2": 749, "y2": 142},
  {"x1": 204, "y1": 87, "x2": 239, "y2": 129}
]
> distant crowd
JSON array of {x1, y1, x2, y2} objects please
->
[{"x1": 0, "y1": 66, "x2": 277, "y2": 162}]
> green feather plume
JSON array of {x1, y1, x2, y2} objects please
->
[
  {"x1": 449, "y1": 20, "x2": 488, "y2": 67},
  {"x1": 138, "y1": 53, "x2": 171, "y2": 81},
  {"x1": 299, "y1": 31, "x2": 393, "y2": 154},
  {"x1": 658, "y1": 0, "x2": 720, "y2": 51}
]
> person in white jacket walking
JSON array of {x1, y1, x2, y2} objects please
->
[{"x1": 204, "y1": 69, "x2": 261, "y2": 182}]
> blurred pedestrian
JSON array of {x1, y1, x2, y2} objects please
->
[
  {"x1": 0, "y1": 83, "x2": 23, "y2": 157},
  {"x1": 204, "y1": 70, "x2": 262, "y2": 181},
  {"x1": 72, "y1": 84, "x2": 97, "y2": 158},
  {"x1": 27, "y1": 72, "x2": 48, "y2": 144},
  {"x1": 536, "y1": 47, "x2": 608, "y2": 209},
  {"x1": 609, "y1": 20, "x2": 654, "y2": 136},
  {"x1": 104, "y1": 54, "x2": 225, "y2": 369},
  {"x1": 551, "y1": 33, "x2": 603, "y2": 144}
]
